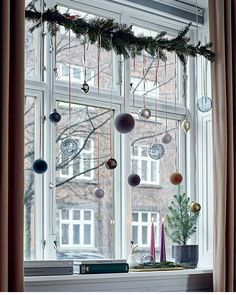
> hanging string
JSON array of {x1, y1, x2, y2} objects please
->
[
  {"x1": 83, "y1": 33, "x2": 87, "y2": 82},
  {"x1": 54, "y1": 33, "x2": 58, "y2": 77},
  {"x1": 203, "y1": 58, "x2": 207, "y2": 96},
  {"x1": 39, "y1": 1, "x2": 44, "y2": 81},
  {"x1": 174, "y1": 53, "x2": 178, "y2": 172},
  {"x1": 164, "y1": 57, "x2": 168, "y2": 130},
  {"x1": 109, "y1": 34, "x2": 113, "y2": 158},
  {"x1": 132, "y1": 51, "x2": 136, "y2": 107},
  {"x1": 183, "y1": 64, "x2": 188, "y2": 117},
  {"x1": 97, "y1": 35, "x2": 101, "y2": 187},
  {"x1": 68, "y1": 29, "x2": 72, "y2": 136},
  {"x1": 142, "y1": 54, "x2": 146, "y2": 108}
]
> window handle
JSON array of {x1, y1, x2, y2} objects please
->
[
  {"x1": 53, "y1": 240, "x2": 58, "y2": 249},
  {"x1": 41, "y1": 240, "x2": 46, "y2": 249}
]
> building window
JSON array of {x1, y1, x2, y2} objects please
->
[
  {"x1": 132, "y1": 211, "x2": 160, "y2": 247},
  {"x1": 132, "y1": 145, "x2": 160, "y2": 185},
  {"x1": 59, "y1": 137, "x2": 94, "y2": 180},
  {"x1": 59, "y1": 209, "x2": 94, "y2": 247}
]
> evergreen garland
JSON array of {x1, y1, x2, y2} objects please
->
[
  {"x1": 25, "y1": 2, "x2": 215, "y2": 65},
  {"x1": 166, "y1": 187, "x2": 200, "y2": 245}
]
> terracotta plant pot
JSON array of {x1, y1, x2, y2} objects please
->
[{"x1": 173, "y1": 245, "x2": 198, "y2": 268}]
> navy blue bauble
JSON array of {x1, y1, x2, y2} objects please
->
[
  {"x1": 128, "y1": 173, "x2": 141, "y2": 187},
  {"x1": 114, "y1": 113, "x2": 135, "y2": 134},
  {"x1": 32, "y1": 158, "x2": 48, "y2": 174},
  {"x1": 49, "y1": 109, "x2": 61, "y2": 124}
]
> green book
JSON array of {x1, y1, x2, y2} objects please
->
[{"x1": 74, "y1": 263, "x2": 129, "y2": 274}]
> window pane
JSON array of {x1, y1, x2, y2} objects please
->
[
  {"x1": 132, "y1": 226, "x2": 138, "y2": 244},
  {"x1": 24, "y1": 96, "x2": 37, "y2": 260},
  {"x1": 131, "y1": 116, "x2": 179, "y2": 259},
  {"x1": 61, "y1": 209, "x2": 69, "y2": 220},
  {"x1": 61, "y1": 224, "x2": 69, "y2": 244},
  {"x1": 55, "y1": 101, "x2": 114, "y2": 259},
  {"x1": 142, "y1": 226, "x2": 148, "y2": 244},
  {"x1": 133, "y1": 146, "x2": 138, "y2": 156},
  {"x1": 56, "y1": 7, "x2": 113, "y2": 91},
  {"x1": 73, "y1": 224, "x2": 80, "y2": 244},
  {"x1": 132, "y1": 159, "x2": 138, "y2": 174},
  {"x1": 73, "y1": 210, "x2": 80, "y2": 220},
  {"x1": 142, "y1": 213, "x2": 148, "y2": 222},
  {"x1": 132, "y1": 212, "x2": 138, "y2": 222},
  {"x1": 84, "y1": 224, "x2": 91, "y2": 244},
  {"x1": 131, "y1": 26, "x2": 178, "y2": 102},
  {"x1": 141, "y1": 147, "x2": 148, "y2": 157},
  {"x1": 151, "y1": 213, "x2": 157, "y2": 222},
  {"x1": 84, "y1": 210, "x2": 91, "y2": 220}
]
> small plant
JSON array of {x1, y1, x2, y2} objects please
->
[{"x1": 166, "y1": 186, "x2": 200, "y2": 245}]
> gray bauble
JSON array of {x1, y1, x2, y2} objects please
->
[
  {"x1": 93, "y1": 188, "x2": 105, "y2": 198},
  {"x1": 114, "y1": 113, "x2": 135, "y2": 133},
  {"x1": 128, "y1": 173, "x2": 141, "y2": 187},
  {"x1": 138, "y1": 108, "x2": 151, "y2": 120},
  {"x1": 161, "y1": 132, "x2": 172, "y2": 144}
]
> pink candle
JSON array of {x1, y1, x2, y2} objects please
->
[
  {"x1": 150, "y1": 221, "x2": 156, "y2": 262},
  {"x1": 160, "y1": 217, "x2": 166, "y2": 262}
]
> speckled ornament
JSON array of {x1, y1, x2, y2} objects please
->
[
  {"x1": 81, "y1": 81, "x2": 89, "y2": 94},
  {"x1": 170, "y1": 172, "x2": 183, "y2": 185},
  {"x1": 161, "y1": 132, "x2": 172, "y2": 144},
  {"x1": 190, "y1": 202, "x2": 201, "y2": 213},
  {"x1": 105, "y1": 157, "x2": 117, "y2": 170},
  {"x1": 32, "y1": 158, "x2": 48, "y2": 174},
  {"x1": 94, "y1": 188, "x2": 105, "y2": 198},
  {"x1": 148, "y1": 143, "x2": 165, "y2": 160},
  {"x1": 128, "y1": 173, "x2": 141, "y2": 187},
  {"x1": 138, "y1": 108, "x2": 151, "y2": 120},
  {"x1": 114, "y1": 113, "x2": 135, "y2": 134},
  {"x1": 61, "y1": 137, "x2": 78, "y2": 156}
]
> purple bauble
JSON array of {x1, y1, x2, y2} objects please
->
[
  {"x1": 128, "y1": 173, "x2": 141, "y2": 187},
  {"x1": 114, "y1": 113, "x2": 135, "y2": 134},
  {"x1": 94, "y1": 188, "x2": 105, "y2": 198},
  {"x1": 33, "y1": 158, "x2": 48, "y2": 174},
  {"x1": 161, "y1": 132, "x2": 172, "y2": 144}
]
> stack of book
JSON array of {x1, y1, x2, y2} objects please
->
[
  {"x1": 73, "y1": 259, "x2": 129, "y2": 274},
  {"x1": 24, "y1": 260, "x2": 74, "y2": 276}
]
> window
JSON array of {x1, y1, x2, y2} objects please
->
[
  {"x1": 132, "y1": 145, "x2": 160, "y2": 184},
  {"x1": 59, "y1": 209, "x2": 94, "y2": 247},
  {"x1": 132, "y1": 211, "x2": 160, "y2": 247},
  {"x1": 24, "y1": 0, "x2": 206, "y2": 265}
]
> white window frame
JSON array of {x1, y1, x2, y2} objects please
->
[
  {"x1": 131, "y1": 211, "x2": 160, "y2": 248},
  {"x1": 132, "y1": 145, "x2": 160, "y2": 185},
  {"x1": 59, "y1": 208, "x2": 95, "y2": 248}
]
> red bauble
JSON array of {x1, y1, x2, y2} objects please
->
[{"x1": 170, "y1": 172, "x2": 183, "y2": 185}]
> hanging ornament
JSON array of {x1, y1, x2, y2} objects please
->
[
  {"x1": 49, "y1": 108, "x2": 61, "y2": 124},
  {"x1": 190, "y1": 201, "x2": 201, "y2": 213},
  {"x1": 114, "y1": 113, "x2": 135, "y2": 134},
  {"x1": 161, "y1": 131, "x2": 172, "y2": 144},
  {"x1": 32, "y1": 158, "x2": 48, "y2": 174},
  {"x1": 197, "y1": 95, "x2": 212, "y2": 113},
  {"x1": 128, "y1": 173, "x2": 141, "y2": 187},
  {"x1": 170, "y1": 172, "x2": 183, "y2": 185},
  {"x1": 181, "y1": 117, "x2": 190, "y2": 133},
  {"x1": 94, "y1": 187, "x2": 105, "y2": 198},
  {"x1": 105, "y1": 157, "x2": 117, "y2": 170},
  {"x1": 148, "y1": 143, "x2": 165, "y2": 160},
  {"x1": 81, "y1": 81, "x2": 89, "y2": 94},
  {"x1": 61, "y1": 137, "x2": 78, "y2": 157},
  {"x1": 138, "y1": 108, "x2": 151, "y2": 120}
]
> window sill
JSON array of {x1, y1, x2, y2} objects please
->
[{"x1": 24, "y1": 268, "x2": 213, "y2": 292}]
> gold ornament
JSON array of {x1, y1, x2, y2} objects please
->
[
  {"x1": 170, "y1": 172, "x2": 183, "y2": 185},
  {"x1": 190, "y1": 202, "x2": 201, "y2": 213},
  {"x1": 181, "y1": 117, "x2": 190, "y2": 133}
]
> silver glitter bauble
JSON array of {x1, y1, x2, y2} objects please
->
[
  {"x1": 81, "y1": 81, "x2": 89, "y2": 94},
  {"x1": 181, "y1": 118, "x2": 190, "y2": 134},
  {"x1": 197, "y1": 96, "x2": 212, "y2": 113},
  {"x1": 114, "y1": 113, "x2": 135, "y2": 133},
  {"x1": 94, "y1": 188, "x2": 105, "y2": 198},
  {"x1": 148, "y1": 143, "x2": 165, "y2": 160},
  {"x1": 127, "y1": 173, "x2": 141, "y2": 187},
  {"x1": 161, "y1": 132, "x2": 172, "y2": 144},
  {"x1": 138, "y1": 108, "x2": 151, "y2": 120},
  {"x1": 61, "y1": 137, "x2": 78, "y2": 156}
]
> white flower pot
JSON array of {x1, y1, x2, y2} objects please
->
[{"x1": 127, "y1": 254, "x2": 138, "y2": 268}]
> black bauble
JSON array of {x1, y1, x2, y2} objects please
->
[
  {"x1": 105, "y1": 158, "x2": 117, "y2": 170},
  {"x1": 49, "y1": 109, "x2": 61, "y2": 124},
  {"x1": 114, "y1": 113, "x2": 135, "y2": 134},
  {"x1": 128, "y1": 173, "x2": 141, "y2": 187},
  {"x1": 81, "y1": 81, "x2": 89, "y2": 94},
  {"x1": 32, "y1": 158, "x2": 48, "y2": 174}
]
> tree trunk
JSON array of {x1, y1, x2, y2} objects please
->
[{"x1": 25, "y1": 202, "x2": 32, "y2": 260}]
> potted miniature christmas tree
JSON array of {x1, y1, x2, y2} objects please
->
[{"x1": 166, "y1": 185, "x2": 201, "y2": 268}]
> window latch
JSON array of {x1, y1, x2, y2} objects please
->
[
  {"x1": 53, "y1": 240, "x2": 58, "y2": 249},
  {"x1": 41, "y1": 240, "x2": 46, "y2": 249}
]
